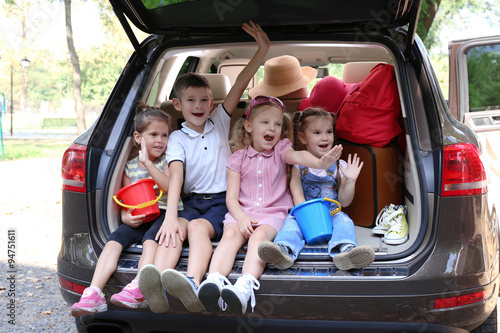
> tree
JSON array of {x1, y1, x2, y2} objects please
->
[
  {"x1": 417, "y1": 0, "x2": 499, "y2": 50},
  {"x1": 64, "y1": 0, "x2": 85, "y2": 134},
  {"x1": 2, "y1": 0, "x2": 34, "y2": 114}
]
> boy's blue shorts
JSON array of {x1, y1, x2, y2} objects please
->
[
  {"x1": 108, "y1": 209, "x2": 165, "y2": 248},
  {"x1": 178, "y1": 192, "x2": 228, "y2": 241}
]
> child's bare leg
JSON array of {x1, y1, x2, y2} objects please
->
[
  {"x1": 186, "y1": 218, "x2": 217, "y2": 285},
  {"x1": 137, "y1": 219, "x2": 187, "y2": 314},
  {"x1": 134, "y1": 239, "x2": 158, "y2": 278},
  {"x1": 90, "y1": 240, "x2": 123, "y2": 290},
  {"x1": 155, "y1": 217, "x2": 188, "y2": 272},
  {"x1": 242, "y1": 225, "x2": 277, "y2": 279},
  {"x1": 208, "y1": 223, "x2": 246, "y2": 276}
]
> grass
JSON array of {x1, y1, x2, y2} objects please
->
[
  {"x1": 0, "y1": 113, "x2": 99, "y2": 161},
  {"x1": 0, "y1": 139, "x2": 72, "y2": 161}
]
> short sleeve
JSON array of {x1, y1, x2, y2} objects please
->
[
  {"x1": 123, "y1": 157, "x2": 136, "y2": 179},
  {"x1": 275, "y1": 138, "x2": 293, "y2": 163},
  {"x1": 210, "y1": 104, "x2": 231, "y2": 137},
  {"x1": 124, "y1": 162, "x2": 131, "y2": 179},
  {"x1": 226, "y1": 149, "x2": 246, "y2": 174},
  {"x1": 165, "y1": 130, "x2": 185, "y2": 165}
]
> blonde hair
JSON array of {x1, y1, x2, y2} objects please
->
[{"x1": 229, "y1": 103, "x2": 293, "y2": 153}]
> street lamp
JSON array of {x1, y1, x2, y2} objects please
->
[
  {"x1": 21, "y1": 57, "x2": 30, "y2": 68},
  {"x1": 20, "y1": 57, "x2": 30, "y2": 116},
  {"x1": 10, "y1": 63, "x2": 13, "y2": 136},
  {"x1": 7, "y1": 57, "x2": 31, "y2": 136}
]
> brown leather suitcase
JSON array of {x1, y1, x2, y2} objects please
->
[{"x1": 339, "y1": 141, "x2": 404, "y2": 227}]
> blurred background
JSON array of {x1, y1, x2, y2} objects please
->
[{"x1": 0, "y1": 0, "x2": 499, "y2": 151}]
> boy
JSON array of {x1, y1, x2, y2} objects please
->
[{"x1": 138, "y1": 21, "x2": 270, "y2": 313}]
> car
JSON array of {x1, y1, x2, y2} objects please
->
[
  {"x1": 448, "y1": 35, "x2": 500, "y2": 210},
  {"x1": 57, "y1": 0, "x2": 499, "y2": 332}
]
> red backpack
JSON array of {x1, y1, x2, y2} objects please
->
[{"x1": 336, "y1": 63, "x2": 403, "y2": 148}]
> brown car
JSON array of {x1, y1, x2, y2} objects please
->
[{"x1": 57, "y1": 1, "x2": 499, "y2": 332}]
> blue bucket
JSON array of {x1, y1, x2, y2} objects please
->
[{"x1": 291, "y1": 198, "x2": 341, "y2": 245}]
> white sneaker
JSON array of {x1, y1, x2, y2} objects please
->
[
  {"x1": 373, "y1": 204, "x2": 401, "y2": 234},
  {"x1": 221, "y1": 273, "x2": 260, "y2": 315},
  {"x1": 198, "y1": 272, "x2": 230, "y2": 313}
]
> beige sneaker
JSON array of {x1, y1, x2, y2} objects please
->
[
  {"x1": 332, "y1": 245, "x2": 375, "y2": 271},
  {"x1": 257, "y1": 241, "x2": 294, "y2": 270}
]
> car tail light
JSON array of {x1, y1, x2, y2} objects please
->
[
  {"x1": 434, "y1": 290, "x2": 490, "y2": 309},
  {"x1": 441, "y1": 143, "x2": 487, "y2": 197},
  {"x1": 61, "y1": 144, "x2": 87, "y2": 193},
  {"x1": 58, "y1": 276, "x2": 87, "y2": 295}
]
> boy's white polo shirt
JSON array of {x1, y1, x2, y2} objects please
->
[{"x1": 166, "y1": 104, "x2": 231, "y2": 195}]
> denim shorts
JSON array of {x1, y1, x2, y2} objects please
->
[
  {"x1": 108, "y1": 210, "x2": 165, "y2": 248},
  {"x1": 178, "y1": 192, "x2": 228, "y2": 241}
]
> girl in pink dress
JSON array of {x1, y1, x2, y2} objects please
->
[{"x1": 196, "y1": 95, "x2": 342, "y2": 315}]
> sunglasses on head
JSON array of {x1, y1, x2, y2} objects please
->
[{"x1": 245, "y1": 95, "x2": 285, "y2": 120}]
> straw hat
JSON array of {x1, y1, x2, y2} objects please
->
[{"x1": 248, "y1": 55, "x2": 318, "y2": 98}]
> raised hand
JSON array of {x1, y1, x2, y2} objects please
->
[
  {"x1": 242, "y1": 20, "x2": 270, "y2": 51},
  {"x1": 138, "y1": 137, "x2": 149, "y2": 165},
  {"x1": 318, "y1": 144, "x2": 343, "y2": 170},
  {"x1": 339, "y1": 153, "x2": 364, "y2": 182}
]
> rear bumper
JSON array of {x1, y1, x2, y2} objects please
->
[
  {"x1": 59, "y1": 265, "x2": 497, "y2": 332},
  {"x1": 71, "y1": 307, "x2": 471, "y2": 333}
]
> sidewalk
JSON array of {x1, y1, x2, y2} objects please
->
[{"x1": 1, "y1": 129, "x2": 78, "y2": 141}]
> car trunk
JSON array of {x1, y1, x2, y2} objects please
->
[{"x1": 97, "y1": 31, "x2": 428, "y2": 280}]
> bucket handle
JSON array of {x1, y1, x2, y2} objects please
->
[
  {"x1": 113, "y1": 189, "x2": 163, "y2": 210},
  {"x1": 323, "y1": 198, "x2": 341, "y2": 216}
]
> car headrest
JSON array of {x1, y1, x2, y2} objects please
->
[
  {"x1": 342, "y1": 62, "x2": 382, "y2": 83},
  {"x1": 201, "y1": 73, "x2": 231, "y2": 104}
]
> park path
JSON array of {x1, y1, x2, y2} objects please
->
[{"x1": 0, "y1": 157, "x2": 75, "y2": 332}]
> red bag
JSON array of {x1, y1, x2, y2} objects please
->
[{"x1": 336, "y1": 63, "x2": 403, "y2": 148}]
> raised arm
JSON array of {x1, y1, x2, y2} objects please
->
[
  {"x1": 139, "y1": 138, "x2": 170, "y2": 192},
  {"x1": 338, "y1": 153, "x2": 363, "y2": 207},
  {"x1": 284, "y1": 144, "x2": 343, "y2": 170},
  {"x1": 223, "y1": 21, "x2": 270, "y2": 115}
]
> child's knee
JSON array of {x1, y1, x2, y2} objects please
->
[
  {"x1": 106, "y1": 240, "x2": 123, "y2": 251},
  {"x1": 252, "y1": 226, "x2": 276, "y2": 243},
  {"x1": 187, "y1": 218, "x2": 212, "y2": 234},
  {"x1": 221, "y1": 224, "x2": 240, "y2": 239}
]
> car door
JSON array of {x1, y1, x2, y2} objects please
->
[{"x1": 448, "y1": 35, "x2": 500, "y2": 205}]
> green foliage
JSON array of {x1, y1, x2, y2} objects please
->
[
  {"x1": 141, "y1": 0, "x2": 188, "y2": 10},
  {"x1": 467, "y1": 45, "x2": 500, "y2": 110},
  {"x1": 418, "y1": 0, "x2": 498, "y2": 50},
  {"x1": 26, "y1": 51, "x2": 71, "y2": 109},
  {"x1": 80, "y1": 47, "x2": 128, "y2": 107}
]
